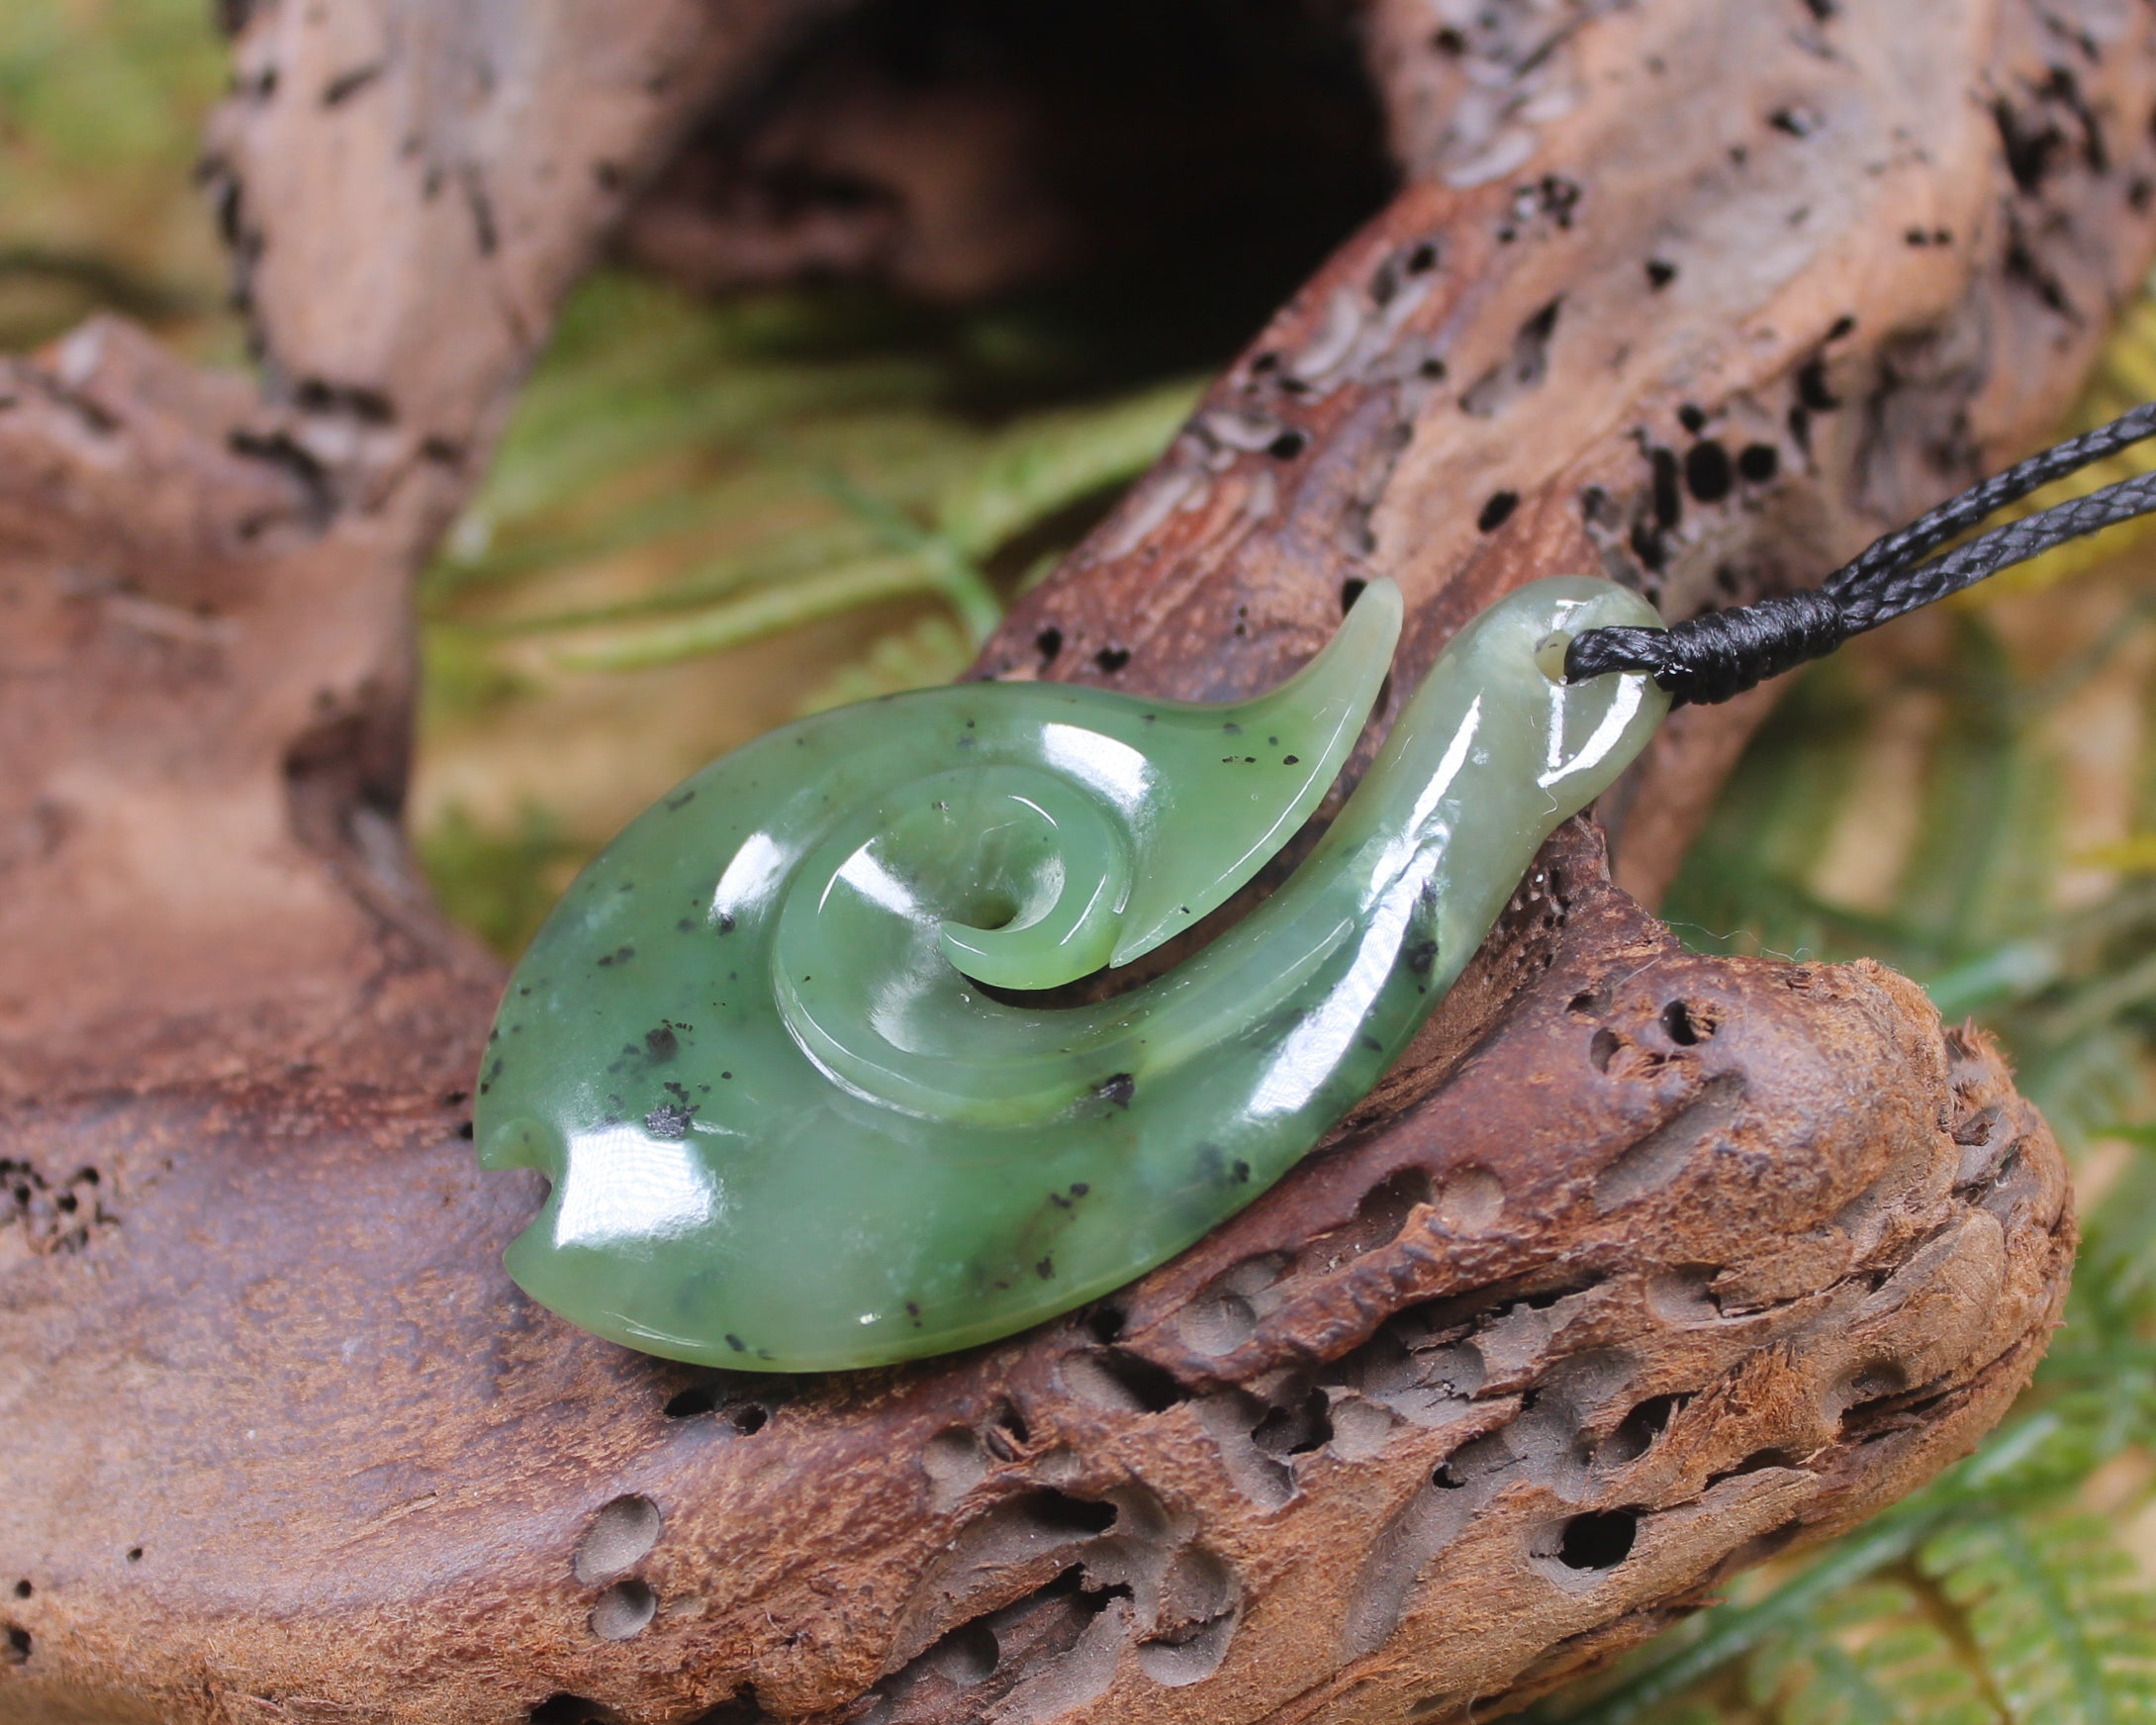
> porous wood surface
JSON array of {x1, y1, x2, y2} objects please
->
[{"x1": 1, "y1": 1, "x2": 2150, "y2": 1721}]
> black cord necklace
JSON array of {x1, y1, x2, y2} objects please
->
[{"x1": 1563, "y1": 401, "x2": 2156, "y2": 705}]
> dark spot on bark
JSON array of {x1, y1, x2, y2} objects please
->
[
  {"x1": 1407, "y1": 240, "x2": 1440, "y2": 273},
  {"x1": 321, "y1": 62, "x2": 382, "y2": 106},
  {"x1": 1796, "y1": 358, "x2": 1838, "y2": 412},
  {"x1": 1478, "y1": 490, "x2": 1519, "y2": 531},
  {"x1": 1460, "y1": 298, "x2": 1561, "y2": 417},
  {"x1": 1649, "y1": 446, "x2": 1682, "y2": 528},
  {"x1": 291, "y1": 378, "x2": 395, "y2": 424},
  {"x1": 1677, "y1": 403, "x2": 1706, "y2": 433},
  {"x1": 1685, "y1": 440, "x2": 1733, "y2": 503},
  {"x1": 1342, "y1": 577, "x2": 1368, "y2": 613},
  {"x1": 2046, "y1": 65, "x2": 2109, "y2": 172},
  {"x1": 1738, "y1": 442, "x2": 1780, "y2": 483},
  {"x1": 2004, "y1": 221, "x2": 2078, "y2": 319},
  {"x1": 1605, "y1": 1393, "x2": 1685, "y2": 1463},
  {"x1": 1630, "y1": 520, "x2": 1668, "y2": 572},
  {"x1": 1769, "y1": 105, "x2": 1820, "y2": 138},
  {"x1": 1094, "y1": 647, "x2": 1130, "y2": 674},
  {"x1": 227, "y1": 429, "x2": 333, "y2": 528},
  {"x1": 1661, "y1": 1000, "x2": 1714, "y2": 1044},
  {"x1": 1645, "y1": 258, "x2": 1677, "y2": 290},
  {"x1": 1557, "y1": 1509, "x2": 1639, "y2": 1570},
  {"x1": 1035, "y1": 626, "x2": 1064, "y2": 663},
  {"x1": 1994, "y1": 95, "x2": 2066, "y2": 194},
  {"x1": 459, "y1": 163, "x2": 499, "y2": 256},
  {"x1": 1267, "y1": 428, "x2": 1309, "y2": 459}
]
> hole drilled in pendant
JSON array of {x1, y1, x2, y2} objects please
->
[{"x1": 1534, "y1": 630, "x2": 1573, "y2": 683}]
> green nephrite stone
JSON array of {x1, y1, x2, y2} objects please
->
[{"x1": 475, "y1": 577, "x2": 1668, "y2": 1371}]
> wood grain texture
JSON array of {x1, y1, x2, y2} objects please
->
[{"x1": 1, "y1": 1, "x2": 2151, "y2": 1721}]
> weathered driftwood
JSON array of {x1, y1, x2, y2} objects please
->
[{"x1": 2, "y1": 2, "x2": 2152, "y2": 1722}]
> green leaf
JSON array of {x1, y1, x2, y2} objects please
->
[
  {"x1": 1920, "y1": 1511, "x2": 2156, "y2": 1725},
  {"x1": 1749, "y1": 1581, "x2": 1998, "y2": 1725},
  {"x1": 416, "y1": 804, "x2": 584, "y2": 959},
  {"x1": 933, "y1": 376, "x2": 1202, "y2": 557}
]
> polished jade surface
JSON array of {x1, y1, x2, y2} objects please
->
[{"x1": 475, "y1": 577, "x2": 1668, "y2": 1370}]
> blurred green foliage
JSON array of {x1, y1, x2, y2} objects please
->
[
  {"x1": 422, "y1": 271, "x2": 1202, "y2": 682},
  {"x1": 0, "y1": 0, "x2": 235, "y2": 356},
  {"x1": 414, "y1": 268, "x2": 1208, "y2": 951},
  {"x1": 11, "y1": 4, "x2": 2156, "y2": 1717}
]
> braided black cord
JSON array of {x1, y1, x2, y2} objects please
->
[
  {"x1": 1828, "y1": 398, "x2": 2156, "y2": 595},
  {"x1": 1835, "y1": 466, "x2": 2156, "y2": 629},
  {"x1": 1564, "y1": 401, "x2": 2156, "y2": 705}
]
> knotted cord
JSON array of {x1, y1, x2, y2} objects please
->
[{"x1": 1563, "y1": 401, "x2": 2156, "y2": 705}]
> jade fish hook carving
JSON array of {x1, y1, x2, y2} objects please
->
[{"x1": 475, "y1": 577, "x2": 1669, "y2": 1371}]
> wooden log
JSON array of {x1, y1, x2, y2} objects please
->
[{"x1": 1, "y1": 2, "x2": 2150, "y2": 1721}]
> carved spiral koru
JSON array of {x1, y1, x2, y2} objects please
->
[{"x1": 474, "y1": 578, "x2": 1668, "y2": 1370}]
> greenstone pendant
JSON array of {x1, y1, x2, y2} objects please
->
[{"x1": 475, "y1": 577, "x2": 1668, "y2": 1370}]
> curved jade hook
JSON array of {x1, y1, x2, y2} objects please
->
[{"x1": 475, "y1": 577, "x2": 1668, "y2": 1370}]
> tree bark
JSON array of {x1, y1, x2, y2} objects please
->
[{"x1": 1, "y1": 3, "x2": 2150, "y2": 1723}]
